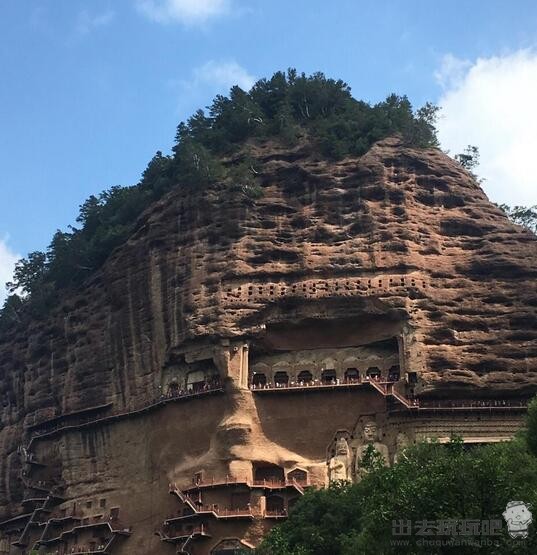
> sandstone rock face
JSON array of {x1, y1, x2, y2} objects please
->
[{"x1": 0, "y1": 137, "x2": 535, "y2": 554}]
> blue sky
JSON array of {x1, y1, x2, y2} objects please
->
[{"x1": 1, "y1": 0, "x2": 537, "y2": 298}]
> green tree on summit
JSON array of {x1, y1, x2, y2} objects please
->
[
  {"x1": 501, "y1": 204, "x2": 537, "y2": 234},
  {"x1": 6, "y1": 251, "x2": 47, "y2": 297}
]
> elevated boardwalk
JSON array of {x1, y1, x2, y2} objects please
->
[
  {"x1": 37, "y1": 517, "x2": 131, "y2": 546},
  {"x1": 182, "y1": 476, "x2": 307, "y2": 495},
  {"x1": 27, "y1": 403, "x2": 113, "y2": 432},
  {"x1": 166, "y1": 480, "x2": 304, "y2": 524},
  {"x1": 251, "y1": 379, "x2": 529, "y2": 414},
  {"x1": 26, "y1": 386, "x2": 224, "y2": 450},
  {"x1": 156, "y1": 523, "x2": 211, "y2": 552},
  {"x1": 169, "y1": 485, "x2": 257, "y2": 520}
]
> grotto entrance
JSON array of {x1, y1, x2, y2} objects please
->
[{"x1": 253, "y1": 463, "x2": 284, "y2": 484}]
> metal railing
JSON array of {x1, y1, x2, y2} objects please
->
[
  {"x1": 416, "y1": 399, "x2": 529, "y2": 409},
  {"x1": 179, "y1": 476, "x2": 309, "y2": 493},
  {"x1": 250, "y1": 378, "x2": 371, "y2": 391}
]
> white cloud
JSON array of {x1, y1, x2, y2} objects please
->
[
  {"x1": 137, "y1": 0, "x2": 230, "y2": 25},
  {"x1": 173, "y1": 60, "x2": 255, "y2": 118},
  {"x1": 0, "y1": 237, "x2": 20, "y2": 305},
  {"x1": 436, "y1": 50, "x2": 537, "y2": 206},
  {"x1": 76, "y1": 9, "x2": 115, "y2": 35},
  {"x1": 192, "y1": 60, "x2": 256, "y2": 91},
  {"x1": 434, "y1": 53, "x2": 472, "y2": 90}
]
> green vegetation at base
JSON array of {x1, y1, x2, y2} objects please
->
[
  {"x1": 259, "y1": 397, "x2": 537, "y2": 555},
  {"x1": 0, "y1": 69, "x2": 440, "y2": 333}
]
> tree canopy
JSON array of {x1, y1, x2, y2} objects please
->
[
  {"x1": 500, "y1": 204, "x2": 537, "y2": 234},
  {"x1": 455, "y1": 145, "x2": 481, "y2": 173},
  {"x1": 259, "y1": 404, "x2": 537, "y2": 555}
]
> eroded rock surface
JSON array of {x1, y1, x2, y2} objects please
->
[{"x1": 0, "y1": 137, "x2": 535, "y2": 553}]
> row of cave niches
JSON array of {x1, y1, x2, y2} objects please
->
[
  {"x1": 250, "y1": 366, "x2": 402, "y2": 389},
  {"x1": 159, "y1": 464, "x2": 311, "y2": 553},
  {"x1": 223, "y1": 275, "x2": 428, "y2": 302},
  {"x1": 0, "y1": 442, "x2": 131, "y2": 555}
]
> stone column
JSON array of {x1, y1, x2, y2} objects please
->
[{"x1": 224, "y1": 341, "x2": 250, "y2": 389}]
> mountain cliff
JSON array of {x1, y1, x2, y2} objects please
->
[{"x1": 1, "y1": 135, "x2": 536, "y2": 516}]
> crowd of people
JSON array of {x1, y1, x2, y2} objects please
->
[
  {"x1": 159, "y1": 376, "x2": 222, "y2": 400},
  {"x1": 249, "y1": 378, "x2": 527, "y2": 412},
  {"x1": 419, "y1": 398, "x2": 529, "y2": 409},
  {"x1": 250, "y1": 373, "x2": 400, "y2": 390},
  {"x1": 40, "y1": 543, "x2": 108, "y2": 554}
]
